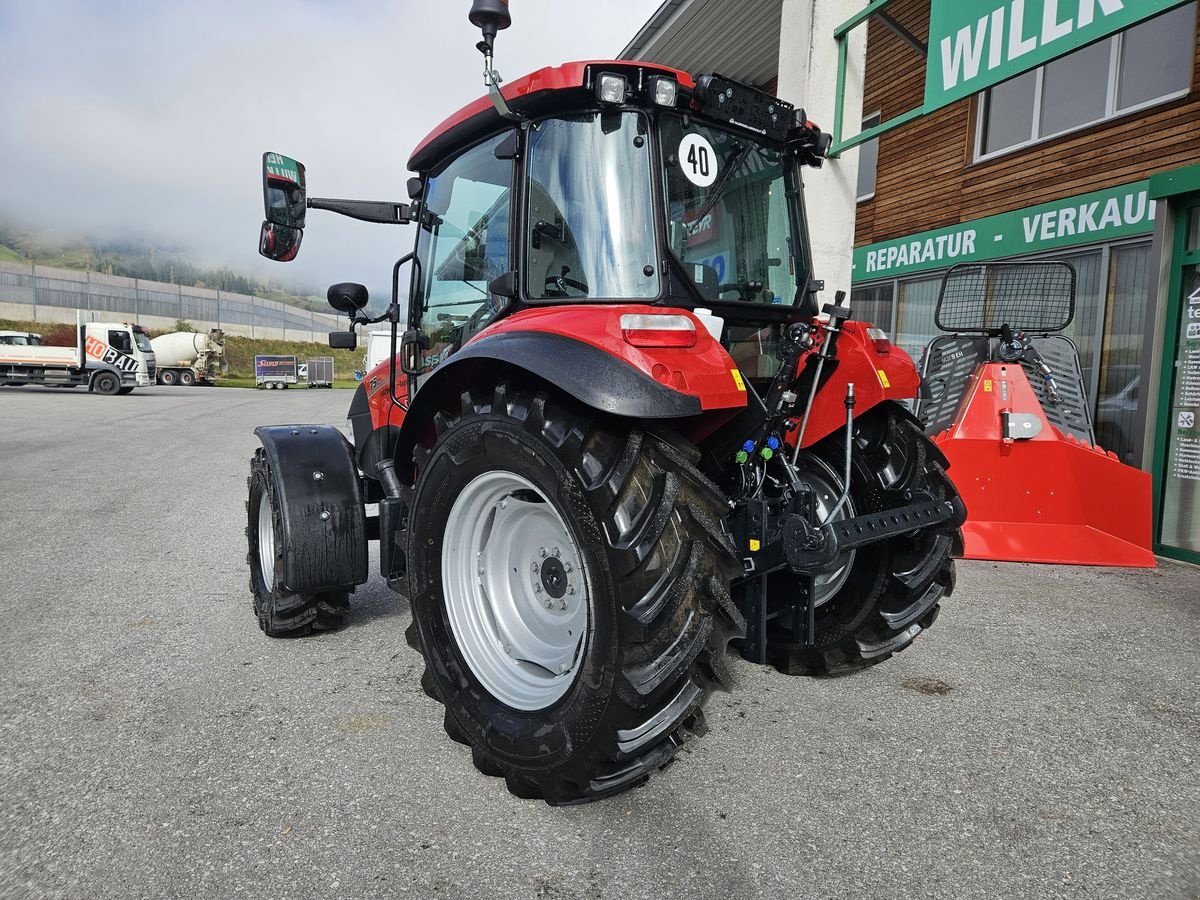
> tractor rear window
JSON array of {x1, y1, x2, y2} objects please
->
[
  {"x1": 524, "y1": 112, "x2": 659, "y2": 301},
  {"x1": 661, "y1": 115, "x2": 803, "y2": 307}
]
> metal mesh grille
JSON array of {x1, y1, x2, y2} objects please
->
[{"x1": 936, "y1": 261, "x2": 1076, "y2": 334}]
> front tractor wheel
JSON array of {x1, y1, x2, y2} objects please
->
[
  {"x1": 245, "y1": 449, "x2": 348, "y2": 636},
  {"x1": 406, "y1": 383, "x2": 743, "y2": 804},
  {"x1": 767, "y1": 402, "x2": 961, "y2": 676}
]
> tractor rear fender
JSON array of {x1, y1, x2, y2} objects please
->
[
  {"x1": 253, "y1": 424, "x2": 369, "y2": 592},
  {"x1": 377, "y1": 307, "x2": 750, "y2": 484},
  {"x1": 793, "y1": 321, "x2": 923, "y2": 450}
]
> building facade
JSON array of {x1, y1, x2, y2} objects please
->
[{"x1": 623, "y1": 0, "x2": 1200, "y2": 562}]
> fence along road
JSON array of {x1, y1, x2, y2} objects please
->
[{"x1": 0, "y1": 261, "x2": 341, "y2": 342}]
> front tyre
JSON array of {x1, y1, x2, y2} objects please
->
[
  {"x1": 245, "y1": 449, "x2": 348, "y2": 636},
  {"x1": 407, "y1": 383, "x2": 743, "y2": 804},
  {"x1": 767, "y1": 402, "x2": 962, "y2": 676}
]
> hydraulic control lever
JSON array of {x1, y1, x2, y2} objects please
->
[{"x1": 998, "y1": 323, "x2": 1062, "y2": 403}]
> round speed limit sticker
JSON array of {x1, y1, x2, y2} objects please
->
[{"x1": 678, "y1": 133, "x2": 717, "y2": 188}]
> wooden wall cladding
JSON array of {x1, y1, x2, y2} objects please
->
[{"x1": 854, "y1": 0, "x2": 1200, "y2": 248}]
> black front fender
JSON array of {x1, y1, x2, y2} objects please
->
[{"x1": 254, "y1": 424, "x2": 368, "y2": 593}]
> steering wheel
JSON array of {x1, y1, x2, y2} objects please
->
[{"x1": 543, "y1": 274, "x2": 589, "y2": 298}]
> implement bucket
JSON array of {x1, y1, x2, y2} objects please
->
[{"x1": 917, "y1": 261, "x2": 1155, "y2": 568}]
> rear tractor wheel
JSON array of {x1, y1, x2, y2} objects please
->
[
  {"x1": 245, "y1": 449, "x2": 348, "y2": 636},
  {"x1": 406, "y1": 382, "x2": 743, "y2": 804},
  {"x1": 766, "y1": 402, "x2": 961, "y2": 676}
]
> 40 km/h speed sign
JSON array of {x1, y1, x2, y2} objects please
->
[{"x1": 679, "y1": 133, "x2": 718, "y2": 188}]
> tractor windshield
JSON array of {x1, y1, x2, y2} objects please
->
[
  {"x1": 524, "y1": 111, "x2": 659, "y2": 300},
  {"x1": 660, "y1": 115, "x2": 804, "y2": 306}
]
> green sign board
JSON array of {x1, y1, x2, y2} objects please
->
[
  {"x1": 925, "y1": 0, "x2": 1190, "y2": 109},
  {"x1": 854, "y1": 180, "x2": 1156, "y2": 280}
]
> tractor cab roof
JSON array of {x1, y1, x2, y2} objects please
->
[{"x1": 408, "y1": 60, "x2": 694, "y2": 173}]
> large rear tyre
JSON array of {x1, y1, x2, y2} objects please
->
[
  {"x1": 160, "y1": 369, "x2": 178, "y2": 386},
  {"x1": 767, "y1": 402, "x2": 961, "y2": 676},
  {"x1": 178, "y1": 370, "x2": 196, "y2": 386},
  {"x1": 245, "y1": 449, "x2": 348, "y2": 636},
  {"x1": 406, "y1": 383, "x2": 743, "y2": 804}
]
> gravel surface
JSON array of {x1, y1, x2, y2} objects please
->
[{"x1": 1, "y1": 385, "x2": 1197, "y2": 900}]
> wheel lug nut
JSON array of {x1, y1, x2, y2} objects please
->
[
  {"x1": 551, "y1": 548, "x2": 561, "y2": 558},
  {"x1": 567, "y1": 585, "x2": 575, "y2": 595},
  {"x1": 538, "y1": 547, "x2": 547, "y2": 558},
  {"x1": 544, "y1": 599, "x2": 554, "y2": 609},
  {"x1": 534, "y1": 584, "x2": 542, "y2": 594},
  {"x1": 531, "y1": 563, "x2": 539, "y2": 573},
  {"x1": 559, "y1": 600, "x2": 567, "y2": 611},
  {"x1": 564, "y1": 562, "x2": 573, "y2": 573}
]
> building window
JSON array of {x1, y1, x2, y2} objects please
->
[
  {"x1": 977, "y1": 3, "x2": 1196, "y2": 159},
  {"x1": 856, "y1": 113, "x2": 881, "y2": 202}
]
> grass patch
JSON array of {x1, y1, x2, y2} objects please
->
[{"x1": 0, "y1": 244, "x2": 26, "y2": 264}]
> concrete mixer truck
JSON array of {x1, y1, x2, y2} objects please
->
[{"x1": 150, "y1": 329, "x2": 228, "y2": 386}]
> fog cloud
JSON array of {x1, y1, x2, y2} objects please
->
[{"x1": 0, "y1": 0, "x2": 660, "y2": 300}]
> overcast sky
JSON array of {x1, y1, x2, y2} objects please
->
[{"x1": 0, "y1": 0, "x2": 661, "y2": 300}]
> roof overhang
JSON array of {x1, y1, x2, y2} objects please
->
[{"x1": 620, "y1": 0, "x2": 784, "y2": 87}]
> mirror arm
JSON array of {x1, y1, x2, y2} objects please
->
[{"x1": 306, "y1": 197, "x2": 414, "y2": 225}]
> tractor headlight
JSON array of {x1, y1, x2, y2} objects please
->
[
  {"x1": 649, "y1": 75, "x2": 677, "y2": 107},
  {"x1": 596, "y1": 73, "x2": 627, "y2": 104}
]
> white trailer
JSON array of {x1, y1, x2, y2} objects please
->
[
  {"x1": 0, "y1": 322, "x2": 156, "y2": 394},
  {"x1": 151, "y1": 329, "x2": 228, "y2": 386},
  {"x1": 305, "y1": 356, "x2": 334, "y2": 388}
]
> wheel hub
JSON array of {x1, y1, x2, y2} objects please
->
[{"x1": 442, "y1": 471, "x2": 587, "y2": 711}]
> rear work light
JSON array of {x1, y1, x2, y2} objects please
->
[
  {"x1": 866, "y1": 326, "x2": 891, "y2": 353},
  {"x1": 620, "y1": 314, "x2": 697, "y2": 348},
  {"x1": 596, "y1": 73, "x2": 628, "y2": 104}
]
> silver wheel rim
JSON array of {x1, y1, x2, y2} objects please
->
[
  {"x1": 442, "y1": 471, "x2": 587, "y2": 711},
  {"x1": 257, "y1": 492, "x2": 276, "y2": 588},
  {"x1": 797, "y1": 456, "x2": 856, "y2": 606}
]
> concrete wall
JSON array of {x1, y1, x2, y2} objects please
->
[
  {"x1": 0, "y1": 261, "x2": 341, "y2": 342},
  {"x1": 777, "y1": 0, "x2": 866, "y2": 299}
]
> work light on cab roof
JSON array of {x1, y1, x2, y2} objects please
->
[{"x1": 244, "y1": 1, "x2": 966, "y2": 807}]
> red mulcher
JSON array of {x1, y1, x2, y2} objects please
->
[{"x1": 245, "y1": 1, "x2": 965, "y2": 804}]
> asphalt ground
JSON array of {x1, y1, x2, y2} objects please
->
[{"x1": 0, "y1": 384, "x2": 1197, "y2": 900}]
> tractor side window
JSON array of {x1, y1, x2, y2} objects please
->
[
  {"x1": 108, "y1": 330, "x2": 133, "y2": 355},
  {"x1": 524, "y1": 112, "x2": 659, "y2": 301},
  {"x1": 413, "y1": 132, "x2": 513, "y2": 376}
]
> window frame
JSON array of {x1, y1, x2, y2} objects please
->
[
  {"x1": 974, "y1": 5, "x2": 1195, "y2": 163},
  {"x1": 856, "y1": 111, "x2": 882, "y2": 203}
]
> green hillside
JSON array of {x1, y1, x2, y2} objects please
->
[{"x1": 0, "y1": 244, "x2": 25, "y2": 264}]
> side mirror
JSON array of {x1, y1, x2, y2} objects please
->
[
  {"x1": 258, "y1": 221, "x2": 302, "y2": 262},
  {"x1": 262, "y1": 152, "x2": 307, "y2": 228},
  {"x1": 329, "y1": 331, "x2": 358, "y2": 350},
  {"x1": 400, "y1": 329, "x2": 431, "y2": 376},
  {"x1": 327, "y1": 282, "x2": 370, "y2": 314}
]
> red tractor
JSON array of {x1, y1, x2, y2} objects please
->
[{"x1": 247, "y1": 1, "x2": 965, "y2": 804}]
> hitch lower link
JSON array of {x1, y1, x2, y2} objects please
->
[{"x1": 782, "y1": 493, "x2": 967, "y2": 572}]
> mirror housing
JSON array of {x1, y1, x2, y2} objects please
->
[
  {"x1": 262, "y1": 152, "x2": 307, "y2": 228},
  {"x1": 327, "y1": 282, "x2": 370, "y2": 314},
  {"x1": 258, "y1": 221, "x2": 302, "y2": 262},
  {"x1": 329, "y1": 331, "x2": 358, "y2": 350},
  {"x1": 400, "y1": 329, "x2": 431, "y2": 376}
]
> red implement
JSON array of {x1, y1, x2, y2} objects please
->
[{"x1": 931, "y1": 361, "x2": 1155, "y2": 567}]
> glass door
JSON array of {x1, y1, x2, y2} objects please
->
[{"x1": 1155, "y1": 197, "x2": 1200, "y2": 563}]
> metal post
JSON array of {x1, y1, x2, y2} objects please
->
[{"x1": 31, "y1": 264, "x2": 38, "y2": 319}]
